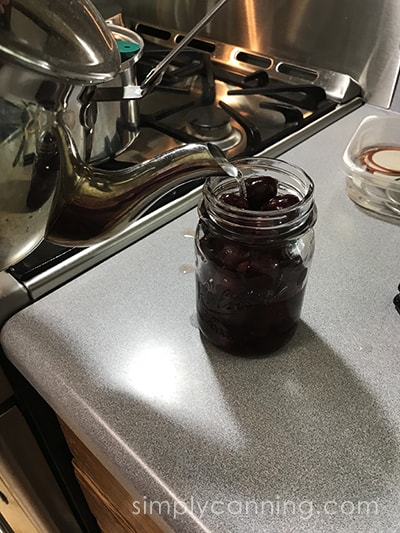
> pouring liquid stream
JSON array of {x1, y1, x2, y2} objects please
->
[{"x1": 227, "y1": 162, "x2": 248, "y2": 200}]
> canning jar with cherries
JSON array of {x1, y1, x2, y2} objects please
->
[{"x1": 195, "y1": 157, "x2": 317, "y2": 355}]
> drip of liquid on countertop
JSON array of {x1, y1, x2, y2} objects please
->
[
  {"x1": 182, "y1": 228, "x2": 195, "y2": 238},
  {"x1": 190, "y1": 313, "x2": 199, "y2": 329},
  {"x1": 179, "y1": 263, "x2": 195, "y2": 274}
]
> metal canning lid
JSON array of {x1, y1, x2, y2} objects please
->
[
  {"x1": 360, "y1": 146, "x2": 400, "y2": 175},
  {"x1": 0, "y1": 0, "x2": 121, "y2": 84}
]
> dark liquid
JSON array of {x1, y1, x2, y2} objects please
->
[{"x1": 195, "y1": 229, "x2": 308, "y2": 355}]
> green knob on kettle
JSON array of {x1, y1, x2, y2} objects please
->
[{"x1": 116, "y1": 40, "x2": 141, "y2": 61}]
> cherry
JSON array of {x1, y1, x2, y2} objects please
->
[
  {"x1": 261, "y1": 193, "x2": 299, "y2": 210},
  {"x1": 217, "y1": 242, "x2": 250, "y2": 271},
  {"x1": 220, "y1": 192, "x2": 248, "y2": 209},
  {"x1": 244, "y1": 176, "x2": 278, "y2": 209}
]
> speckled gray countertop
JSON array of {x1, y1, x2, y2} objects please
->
[{"x1": 2, "y1": 104, "x2": 400, "y2": 532}]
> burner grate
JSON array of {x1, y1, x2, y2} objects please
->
[{"x1": 136, "y1": 44, "x2": 338, "y2": 158}]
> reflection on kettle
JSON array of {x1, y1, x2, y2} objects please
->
[
  {"x1": 26, "y1": 131, "x2": 59, "y2": 211},
  {"x1": 0, "y1": 92, "x2": 220, "y2": 270},
  {"x1": 47, "y1": 121, "x2": 219, "y2": 247}
]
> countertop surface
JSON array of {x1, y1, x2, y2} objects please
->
[{"x1": 2, "y1": 104, "x2": 400, "y2": 532}]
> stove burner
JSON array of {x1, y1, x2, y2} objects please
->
[
  {"x1": 185, "y1": 105, "x2": 242, "y2": 151},
  {"x1": 186, "y1": 106, "x2": 231, "y2": 140}
]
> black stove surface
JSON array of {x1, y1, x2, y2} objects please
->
[{"x1": 8, "y1": 243, "x2": 78, "y2": 283}]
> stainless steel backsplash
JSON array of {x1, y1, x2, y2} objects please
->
[{"x1": 94, "y1": 0, "x2": 400, "y2": 109}]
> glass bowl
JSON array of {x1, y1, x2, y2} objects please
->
[{"x1": 342, "y1": 115, "x2": 400, "y2": 223}]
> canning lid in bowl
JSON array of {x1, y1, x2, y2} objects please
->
[{"x1": 342, "y1": 115, "x2": 400, "y2": 221}]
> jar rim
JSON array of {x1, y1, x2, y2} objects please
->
[{"x1": 201, "y1": 157, "x2": 316, "y2": 238}]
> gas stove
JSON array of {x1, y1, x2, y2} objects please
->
[
  {"x1": 0, "y1": 11, "x2": 369, "y2": 324},
  {"x1": 117, "y1": 37, "x2": 362, "y2": 162}
]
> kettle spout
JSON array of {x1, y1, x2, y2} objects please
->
[{"x1": 47, "y1": 124, "x2": 222, "y2": 246}]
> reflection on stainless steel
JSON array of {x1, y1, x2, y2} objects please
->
[
  {"x1": 118, "y1": 0, "x2": 400, "y2": 108},
  {"x1": 64, "y1": 25, "x2": 145, "y2": 163},
  {"x1": 0, "y1": 0, "x2": 120, "y2": 83},
  {"x1": 0, "y1": 104, "x2": 58, "y2": 270},
  {"x1": 47, "y1": 125, "x2": 221, "y2": 246}
]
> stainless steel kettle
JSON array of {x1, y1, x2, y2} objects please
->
[
  {"x1": 0, "y1": 0, "x2": 229, "y2": 271},
  {"x1": 0, "y1": 0, "x2": 121, "y2": 270}
]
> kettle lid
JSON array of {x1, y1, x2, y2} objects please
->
[{"x1": 0, "y1": 0, "x2": 121, "y2": 84}]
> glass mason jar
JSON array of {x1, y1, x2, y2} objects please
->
[{"x1": 194, "y1": 157, "x2": 317, "y2": 355}]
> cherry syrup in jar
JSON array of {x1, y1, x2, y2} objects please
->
[{"x1": 195, "y1": 158, "x2": 317, "y2": 355}]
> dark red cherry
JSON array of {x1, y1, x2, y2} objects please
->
[
  {"x1": 220, "y1": 192, "x2": 248, "y2": 209},
  {"x1": 217, "y1": 243, "x2": 250, "y2": 271},
  {"x1": 261, "y1": 193, "x2": 300, "y2": 210},
  {"x1": 244, "y1": 176, "x2": 278, "y2": 209}
]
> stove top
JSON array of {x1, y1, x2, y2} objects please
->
[
  {"x1": 2, "y1": 28, "x2": 364, "y2": 321},
  {"x1": 117, "y1": 40, "x2": 362, "y2": 163}
]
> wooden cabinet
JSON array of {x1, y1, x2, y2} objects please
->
[
  {"x1": 59, "y1": 420, "x2": 168, "y2": 533},
  {"x1": 0, "y1": 474, "x2": 41, "y2": 533}
]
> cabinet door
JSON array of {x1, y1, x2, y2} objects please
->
[
  {"x1": 0, "y1": 475, "x2": 40, "y2": 533},
  {"x1": 0, "y1": 406, "x2": 81, "y2": 533}
]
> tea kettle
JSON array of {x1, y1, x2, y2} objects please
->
[{"x1": 0, "y1": 0, "x2": 228, "y2": 270}]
